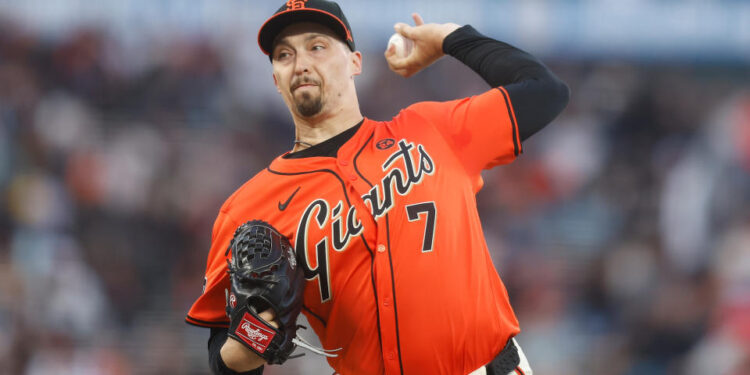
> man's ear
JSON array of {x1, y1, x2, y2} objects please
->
[
  {"x1": 350, "y1": 51, "x2": 363, "y2": 77},
  {"x1": 272, "y1": 72, "x2": 281, "y2": 93}
]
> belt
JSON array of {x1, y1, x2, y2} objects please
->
[{"x1": 485, "y1": 338, "x2": 520, "y2": 375}]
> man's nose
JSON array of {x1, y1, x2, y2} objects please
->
[{"x1": 294, "y1": 51, "x2": 312, "y2": 74}]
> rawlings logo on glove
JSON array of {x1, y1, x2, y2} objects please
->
[{"x1": 235, "y1": 312, "x2": 275, "y2": 353}]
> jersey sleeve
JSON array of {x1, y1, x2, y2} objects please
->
[
  {"x1": 404, "y1": 87, "x2": 521, "y2": 177},
  {"x1": 185, "y1": 208, "x2": 240, "y2": 328}
]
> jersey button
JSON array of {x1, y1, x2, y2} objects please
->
[
  {"x1": 349, "y1": 174, "x2": 357, "y2": 181},
  {"x1": 338, "y1": 160, "x2": 349, "y2": 166},
  {"x1": 383, "y1": 297, "x2": 390, "y2": 307},
  {"x1": 387, "y1": 351, "x2": 396, "y2": 360},
  {"x1": 377, "y1": 244, "x2": 386, "y2": 253}
]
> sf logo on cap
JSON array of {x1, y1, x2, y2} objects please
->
[{"x1": 287, "y1": 0, "x2": 307, "y2": 9}]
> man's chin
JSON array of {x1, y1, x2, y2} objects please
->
[
  {"x1": 298, "y1": 111, "x2": 322, "y2": 118},
  {"x1": 294, "y1": 96, "x2": 323, "y2": 118}
]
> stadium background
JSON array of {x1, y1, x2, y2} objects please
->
[{"x1": 0, "y1": 0, "x2": 748, "y2": 374}]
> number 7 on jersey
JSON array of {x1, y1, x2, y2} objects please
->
[{"x1": 405, "y1": 202, "x2": 436, "y2": 253}]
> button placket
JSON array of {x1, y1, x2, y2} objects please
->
[
  {"x1": 336, "y1": 159, "x2": 358, "y2": 182},
  {"x1": 341, "y1": 156, "x2": 399, "y2": 372}
]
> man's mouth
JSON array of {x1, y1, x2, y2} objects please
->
[{"x1": 292, "y1": 80, "x2": 319, "y2": 92}]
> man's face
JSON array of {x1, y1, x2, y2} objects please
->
[{"x1": 271, "y1": 22, "x2": 361, "y2": 119}]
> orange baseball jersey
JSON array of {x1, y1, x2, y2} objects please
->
[{"x1": 187, "y1": 87, "x2": 522, "y2": 375}]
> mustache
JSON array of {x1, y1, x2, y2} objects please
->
[{"x1": 291, "y1": 77, "x2": 320, "y2": 91}]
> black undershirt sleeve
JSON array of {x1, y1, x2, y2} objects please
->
[
  {"x1": 208, "y1": 327, "x2": 264, "y2": 375},
  {"x1": 443, "y1": 25, "x2": 569, "y2": 142}
]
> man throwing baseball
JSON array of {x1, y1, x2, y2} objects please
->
[{"x1": 186, "y1": 1, "x2": 569, "y2": 374}]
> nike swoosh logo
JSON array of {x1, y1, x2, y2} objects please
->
[{"x1": 278, "y1": 187, "x2": 301, "y2": 211}]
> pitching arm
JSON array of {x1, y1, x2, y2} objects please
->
[{"x1": 443, "y1": 25, "x2": 569, "y2": 141}]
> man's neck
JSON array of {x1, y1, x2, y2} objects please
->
[{"x1": 292, "y1": 107, "x2": 363, "y2": 152}]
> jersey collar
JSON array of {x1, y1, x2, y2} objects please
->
[{"x1": 268, "y1": 118, "x2": 375, "y2": 174}]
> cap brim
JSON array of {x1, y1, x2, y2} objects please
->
[{"x1": 258, "y1": 8, "x2": 354, "y2": 56}]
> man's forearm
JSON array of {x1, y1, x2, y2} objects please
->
[
  {"x1": 443, "y1": 25, "x2": 570, "y2": 141},
  {"x1": 221, "y1": 338, "x2": 266, "y2": 372},
  {"x1": 443, "y1": 25, "x2": 551, "y2": 87},
  {"x1": 209, "y1": 328, "x2": 265, "y2": 375}
]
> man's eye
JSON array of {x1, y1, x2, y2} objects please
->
[
  {"x1": 312, "y1": 45, "x2": 325, "y2": 51},
  {"x1": 275, "y1": 52, "x2": 291, "y2": 60}
]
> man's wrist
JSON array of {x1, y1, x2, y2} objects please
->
[
  {"x1": 442, "y1": 24, "x2": 482, "y2": 55},
  {"x1": 439, "y1": 23, "x2": 462, "y2": 45},
  {"x1": 219, "y1": 337, "x2": 266, "y2": 373}
]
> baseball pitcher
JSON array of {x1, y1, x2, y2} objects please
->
[{"x1": 186, "y1": 1, "x2": 569, "y2": 374}]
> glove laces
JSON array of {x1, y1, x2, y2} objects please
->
[{"x1": 292, "y1": 326, "x2": 343, "y2": 358}]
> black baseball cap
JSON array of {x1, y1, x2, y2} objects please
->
[{"x1": 258, "y1": 0, "x2": 355, "y2": 57}]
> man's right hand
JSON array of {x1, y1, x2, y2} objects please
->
[
  {"x1": 385, "y1": 13, "x2": 460, "y2": 78},
  {"x1": 220, "y1": 309, "x2": 278, "y2": 371}
]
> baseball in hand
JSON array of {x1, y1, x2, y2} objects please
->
[{"x1": 388, "y1": 33, "x2": 414, "y2": 58}]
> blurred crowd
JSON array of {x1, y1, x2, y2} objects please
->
[{"x1": 1, "y1": 13, "x2": 749, "y2": 375}]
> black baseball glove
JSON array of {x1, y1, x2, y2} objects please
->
[{"x1": 224, "y1": 220, "x2": 305, "y2": 365}]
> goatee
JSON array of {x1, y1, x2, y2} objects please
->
[{"x1": 296, "y1": 92, "x2": 323, "y2": 117}]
